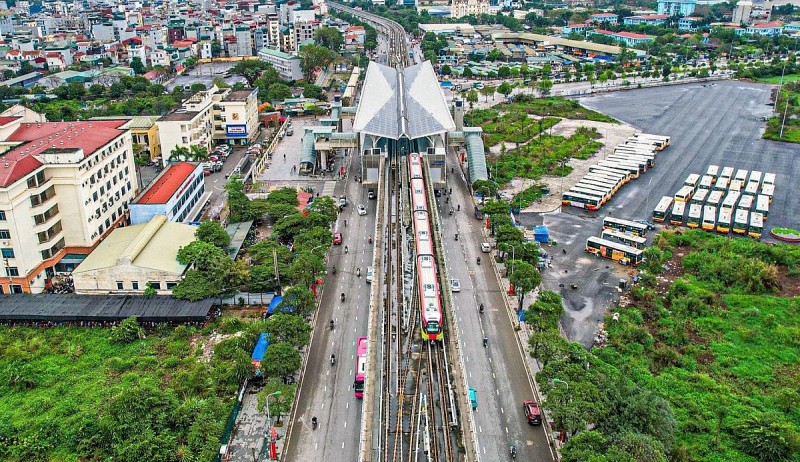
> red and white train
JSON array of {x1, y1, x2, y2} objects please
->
[{"x1": 408, "y1": 153, "x2": 443, "y2": 341}]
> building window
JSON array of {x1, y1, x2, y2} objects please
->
[
  {"x1": 116, "y1": 281, "x2": 124, "y2": 290},
  {"x1": 0, "y1": 211, "x2": 5, "y2": 220},
  {"x1": 132, "y1": 281, "x2": 139, "y2": 290},
  {"x1": 1, "y1": 248, "x2": 14, "y2": 258},
  {"x1": 6, "y1": 267, "x2": 18, "y2": 277},
  {"x1": 166, "y1": 282, "x2": 178, "y2": 289},
  {"x1": 0, "y1": 230, "x2": 9, "y2": 239},
  {"x1": 11, "y1": 284, "x2": 22, "y2": 293},
  {"x1": 149, "y1": 281, "x2": 162, "y2": 290}
]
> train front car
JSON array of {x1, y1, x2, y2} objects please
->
[{"x1": 408, "y1": 154, "x2": 444, "y2": 341}]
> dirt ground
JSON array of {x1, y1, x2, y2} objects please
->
[{"x1": 498, "y1": 118, "x2": 638, "y2": 213}]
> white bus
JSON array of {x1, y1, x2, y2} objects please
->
[
  {"x1": 702, "y1": 205, "x2": 717, "y2": 231},
  {"x1": 691, "y1": 188, "x2": 709, "y2": 206},
  {"x1": 699, "y1": 175, "x2": 714, "y2": 190},
  {"x1": 722, "y1": 191, "x2": 740, "y2": 209},
  {"x1": 607, "y1": 155, "x2": 649, "y2": 171},
  {"x1": 598, "y1": 160, "x2": 641, "y2": 176},
  {"x1": 737, "y1": 194, "x2": 754, "y2": 211},
  {"x1": 717, "y1": 167, "x2": 734, "y2": 190},
  {"x1": 761, "y1": 183, "x2": 774, "y2": 202},
  {"x1": 716, "y1": 208, "x2": 732, "y2": 234},
  {"x1": 631, "y1": 133, "x2": 670, "y2": 150},
  {"x1": 707, "y1": 190, "x2": 724, "y2": 208},
  {"x1": 571, "y1": 186, "x2": 610, "y2": 203},
  {"x1": 706, "y1": 165, "x2": 719, "y2": 180},
  {"x1": 744, "y1": 181, "x2": 759, "y2": 196},
  {"x1": 748, "y1": 212, "x2": 764, "y2": 239},
  {"x1": 684, "y1": 173, "x2": 701, "y2": 188},
  {"x1": 589, "y1": 165, "x2": 633, "y2": 182},
  {"x1": 674, "y1": 185, "x2": 695, "y2": 203},
  {"x1": 687, "y1": 203, "x2": 703, "y2": 228},
  {"x1": 601, "y1": 229, "x2": 648, "y2": 249},
  {"x1": 652, "y1": 196, "x2": 673, "y2": 223},
  {"x1": 734, "y1": 169, "x2": 748, "y2": 188},
  {"x1": 762, "y1": 172, "x2": 776, "y2": 186},
  {"x1": 578, "y1": 178, "x2": 617, "y2": 192},
  {"x1": 728, "y1": 180, "x2": 742, "y2": 194},
  {"x1": 733, "y1": 209, "x2": 749, "y2": 234},
  {"x1": 585, "y1": 237, "x2": 644, "y2": 265},
  {"x1": 748, "y1": 170, "x2": 762, "y2": 185},
  {"x1": 562, "y1": 191, "x2": 602, "y2": 211},
  {"x1": 755, "y1": 195, "x2": 770, "y2": 218},
  {"x1": 584, "y1": 173, "x2": 623, "y2": 190},
  {"x1": 670, "y1": 201, "x2": 686, "y2": 226},
  {"x1": 603, "y1": 217, "x2": 649, "y2": 236}
]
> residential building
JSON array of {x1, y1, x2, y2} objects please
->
[
  {"x1": 0, "y1": 118, "x2": 138, "y2": 294},
  {"x1": 657, "y1": 0, "x2": 697, "y2": 16},
  {"x1": 0, "y1": 71, "x2": 44, "y2": 88},
  {"x1": 624, "y1": 14, "x2": 669, "y2": 26},
  {"x1": 213, "y1": 88, "x2": 260, "y2": 145},
  {"x1": 292, "y1": 20, "x2": 319, "y2": 51},
  {"x1": 740, "y1": 21, "x2": 784, "y2": 35},
  {"x1": 129, "y1": 162, "x2": 204, "y2": 224},
  {"x1": 590, "y1": 29, "x2": 655, "y2": 46},
  {"x1": 451, "y1": 0, "x2": 490, "y2": 19},
  {"x1": 563, "y1": 23, "x2": 590, "y2": 34},
  {"x1": 91, "y1": 116, "x2": 162, "y2": 160},
  {"x1": 344, "y1": 25, "x2": 366, "y2": 50},
  {"x1": 0, "y1": 11, "x2": 13, "y2": 35},
  {"x1": 258, "y1": 47, "x2": 303, "y2": 81},
  {"x1": 72, "y1": 215, "x2": 196, "y2": 295},
  {"x1": 785, "y1": 22, "x2": 800, "y2": 33},
  {"x1": 732, "y1": 0, "x2": 752, "y2": 25},
  {"x1": 678, "y1": 16, "x2": 703, "y2": 30},
  {"x1": 590, "y1": 13, "x2": 619, "y2": 24}
]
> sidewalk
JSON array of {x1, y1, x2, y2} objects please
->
[{"x1": 227, "y1": 381, "x2": 288, "y2": 462}]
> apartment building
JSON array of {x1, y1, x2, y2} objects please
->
[
  {"x1": 590, "y1": 29, "x2": 655, "y2": 46},
  {"x1": 258, "y1": 47, "x2": 303, "y2": 80},
  {"x1": 657, "y1": 0, "x2": 697, "y2": 17},
  {"x1": 129, "y1": 162, "x2": 204, "y2": 224},
  {"x1": 624, "y1": 14, "x2": 669, "y2": 26},
  {"x1": 0, "y1": 117, "x2": 138, "y2": 293},
  {"x1": 292, "y1": 20, "x2": 319, "y2": 51},
  {"x1": 451, "y1": 0, "x2": 490, "y2": 19},
  {"x1": 213, "y1": 88, "x2": 260, "y2": 145},
  {"x1": 590, "y1": 13, "x2": 619, "y2": 24}
]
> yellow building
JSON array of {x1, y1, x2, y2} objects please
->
[{"x1": 91, "y1": 116, "x2": 161, "y2": 160}]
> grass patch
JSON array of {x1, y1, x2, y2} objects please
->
[
  {"x1": 756, "y1": 73, "x2": 800, "y2": 84},
  {"x1": 512, "y1": 184, "x2": 547, "y2": 209},
  {"x1": 0, "y1": 319, "x2": 261, "y2": 461},
  {"x1": 773, "y1": 227, "x2": 800, "y2": 237},
  {"x1": 763, "y1": 82, "x2": 800, "y2": 144},
  {"x1": 465, "y1": 108, "x2": 559, "y2": 148},
  {"x1": 503, "y1": 95, "x2": 619, "y2": 122}
]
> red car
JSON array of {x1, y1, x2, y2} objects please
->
[
  {"x1": 333, "y1": 232, "x2": 343, "y2": 245},
  {"x1": 523, "y1": 400, "x2": 542, "y2": 425}
]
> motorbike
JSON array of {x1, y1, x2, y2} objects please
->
[
  {"x1": 332, "y1": 265, "x2": 337, "y2": 275},
  {"x1": 330, "y1": 320, "x2": 335, "y2": 330},
  {"x1": 479, "y1": 304, "x2": 484, "y2": 315},
  {"x1": 345, "y1": 245, "x2": 349, "y2": 254},
  {"x1": 331, "y1": 355, "x2": 336, "y2": 366},
  {"x1": 483, "y1": 337, "x2": 488, "y2": 348},
  {"x1": 510, "y1": 446, "x2": 517, "y2": 459},
  {"x1": 312, "y1": 417, "x2": 318, "y2": 430},
  {"x1": 368, "y1": 236, "x2": 372, "y2": 244},
  {"x1": 356, "y1": 268, "x2": 361, "y2": 277},
  {"x1": 455, "y1": 233, "x2": 459, "y2": 241},
  {"x1": 341, "y1": 293, "x2": 345, "y2": 302},
  {"x1": 477, "y1": 257, "x2": 481, "y2": 265}
]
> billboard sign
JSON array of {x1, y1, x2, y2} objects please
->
[{"x1": 226, "y1": 124, "x2": 248, "y2": 138}]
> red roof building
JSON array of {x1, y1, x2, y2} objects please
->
[{"x1": 130, "y1": 162, "x2": 205, "y2": 224}]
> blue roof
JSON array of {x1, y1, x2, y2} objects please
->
[
  {"x1": 268, "y1": 295, "x2": 283, "y2": 315},
  {"x1": 251, "y1": 332, "x2": 270, "y2": 361}
]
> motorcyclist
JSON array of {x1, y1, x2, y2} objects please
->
[
  {"x1": 483, "y1": 336, "x2": 488, "y2": 348},
  {"x1": 312, "y1": 416, "x2": 318, "y2": 429},
  {"x1": 332, "y1": 265, "x2": 337, "y2": 274},
  {"x1": 368, "y1": 235, "x2": 372, "y2": 244},
  {"x1": 331, "y1": 354, "x2": 336, "y2": 365},
  {"x1": 510, "y1": 445, "x2": 517, "y2": 458},
  {"x1": 477, "y1": 257, "x2": 481, "y2": 265},
  {"x1": 479, "y1": 303, "x2": 484, "y2": 314},
  {"x1": 356, "y1": 267, "x2": 361, "y2": 277},
  {"x1": 345, "y1": 245, "x2": 349, "y2": 254},
  {"x1": 344, "y1": 219, "x2": 347, "y2": 227},
  {"x1": 341, "y1": 293, "x2": 345, "y2": 302},
  {"x1": 330, "y1": 319, "x2": 334, "y2": 330}
]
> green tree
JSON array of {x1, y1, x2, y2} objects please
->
[
  {"x1": 189, "y1": 144, "x2": 209, "y2": 161},
  {"x1": 257, "y1": 379, "x2": 296, "y2": 424},
  {"x1": 289, "y1": 251, "x2": 324, "y2": 287},
  {"x1": 497, "y1": 81, "x2": 514, "y2": 99},
  {"x1": 225, "y1": 175, "x2": 253, "y2": 223},
  {"x1": 261, "y1": 342, "x2": 302, "y2": 379},
  {"x1": 466, "y1": 89, "x2": 478, "y2": 108},
  {"x1": 88, "y1": 83, "x2": 106, "y2": 98},
  {"x1": 480, "y1": 85, "x2": 495, "y2": 102},
  {"x1": 195, "y1": 221, "x2": 230, "y2": 249},
  {"x1": 497, "y1": 65, "x2": 511, "y2": 78},
  {"x1": 143, "y1": 283, "x2": 157, "y2": 297},
  {"x1": 130, "y1": 57, "x2": 146, "y2": 75},
  {"x1": 266, "y1": 82, "x2": 292, "y2": 101},
  {"x1": 314, "y1": 27, "x2": 344, "y2": 51},
  {"x1": 538, "y1": 79, "x2": 554, "y2": 96},
  {"x1": 509, "y1": 261, "x2": 541, "y2": 311},
  {"x1": 299, "y1": 44, "x2": 333, "y2": 82},
  {"x1": 110, "y1": 316, "x2": 145, "y2": 343},
  {"x1": 472, "y1": 179, "x2": 497, "y2": 204},
  {"x1": 462, "y1": 67, "x2": 473, "y2": 78},
  {"x1": 231, "y1": 60, "x2": 275, "y2": 87},
  {"x1": 302, "y1": 83, "x2": 325, "y2": 100},
  {"x1": 264, "y1": 313, "x2": 311, "y2": 347},
  {"x1": 277, "y1": 285, "x2": 315, "y2": 317},
  {"x1": 190, "y1": 83, "x2": 207, "y2": 93},
  {"x1": 525, "y1": 291, "x2": 564, "y2": 332},
  {"x1": 732, "y1": 412, "x2": 797, "y2": 462},
  {"x1": 441, "y1": 65, "x2": 452, "y2": 75},
  {"x1": 169, "y1": 145, "x2": 190, "y2": 163}
]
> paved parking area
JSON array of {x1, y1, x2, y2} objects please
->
[{"x1": 166, "y1": 63, "x2": 246, "y2": 91}]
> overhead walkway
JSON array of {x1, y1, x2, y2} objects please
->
[
  {"x1": 449, "y1": 128, "x2": 488, "y2": 183},
  {"x1": 298, "y1": 130, "x2": 317, "y2": 175}
]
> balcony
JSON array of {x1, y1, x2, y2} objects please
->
[
  {"x1": 30, "y1": 186, "x2": 56, "y2": 209},
  {"x1": 37, "y1": 221, "x2": 63, "y2": 245},
  {"x1": 33, "y1": 205, "x2": 60, "y2": 230}
]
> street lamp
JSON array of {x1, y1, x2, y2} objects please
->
[
  {"x1": 264, "y1": 390, "x2": 282, "y2": 460},
  {"x1": 507, "y1": 244, "x2": 516, "y2": 275},
  {"x1": 552, "y1": 377, "x2": 569, "y2": 390}
]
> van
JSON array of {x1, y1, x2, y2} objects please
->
[
  {"x1": 469, "y1": 388, "x2": 478, "y2": 410},
  {"x1": 366, "y1": 266, "x2": 373, "y2": 283},
  {"x1": 480, "y1": 242, "x2": 491, "y2": 253}
]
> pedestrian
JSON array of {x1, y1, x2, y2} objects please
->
[{"x1": 283, "y1": 153, "x2": 286, "y2": 161}]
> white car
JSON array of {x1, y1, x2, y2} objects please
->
[
  {"x1": 357, "y1": 204, "x2": 367, "y2": 216},
  {"x1": 450, "y1": 279, "x2": 461, "y2": 292}
]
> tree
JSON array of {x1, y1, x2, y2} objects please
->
[
  {"x1": 732, "y1": 412, "x2": 796, "y2": 462},
  {"x1": 266, "y1": 82, "x2": 292, "y2": 101},
  {"x1": 190, "y1": 83, "x2": 207, "y2": 93},
  {"x1": 466, "y1": 89, "x2": 478, "y2": 108},
  {"x1": 189, "y1": 144, "x2": 209, "y2": 161},
  {"x1": 88, "y1": 83, "x2": 106, "y2": 97},
  {"x1": 110, "y1": 316, "x2": 145, "y2": 343},
  {"x1": 314, "y1": 27, "x2": 344, "y2": 51},
  {"x1": 497, "y1": 65, "x2": 511, "y2": 78},
  {"x1": 143, "y1": 283, "x2": 157, "y2": 297},
  {"x1": 231, "y1": 60, "x2": 275, "y2": 87},
  {"x1": 257, "y1": 379, "x2": 296, "y2": 424},
  {"x1": 472, "y1": 179, "x2": 497, "y2": 204},
  {"x1": 480, "y1": 85, "x2": 494, "y2": 102},
  {"x1": 497, "y1": 81, "x2": 514, "y2": 99},
  {"x1": 441, "y1": 65, "x2": 452, "y2": 75},
  {"x1": 277, "y1": 285, "x2": 315, "y2": 318},
  {"x1": 195, "y1": 221, "x2": 230, "y2": 249},
  {"x1": 525, "y1": 290, "x2": 564, "y2": 332},
  {"x1": 169, "y1": 145, "x2": 190, "y2": 163},
  {"x1": 509, "y1": 260, "x2": 541, "y2": 311},
  {"x1": 261, "y1": 342, "x2": 302, "y2": 379},
  {"x1": 264, "y1": 313, "x2": 311, "y2": 347},
  {"x1": 302, "y1": 83, "x2": 324, "y2": 100},
  {"x1": 538, "y1": 79, "x2": 553, "y2": 96},
  {"x1": 130, "y1": 57, "x2": 146, "y2": 75},
  {"x1": 462, "y1": 67, "x2": 473, "y2": 78},
  {"x1": 299, "y1": 44, "x2": 334, "y2": 82},
  {"x1": 225, "y1": 175, "x2": 253, "y2": 223},
  {"x1": 289, "y1": 252, "x2": 324, "y2": 287}
]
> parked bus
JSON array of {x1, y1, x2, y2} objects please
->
[
  {"x1": 652, "y1": 196, "x2": 673, "y2": 223},
  {"x1": 631, "y1": 133, "x2": 670, "y2": 150},
  {"x1": 744, "y1": 181, "x2": 759, "y2": 196},
  {"x1": 354, "y1": 336, "x2": 368, "y2": 398},
  {"x1": 718, "y1": 167, "x2": 734, "y2": 189},
  {"x1": 706, "y1": 165, "x2": 719, "y2": 181},
  {"x1": 702, "y1": 205, "x2": 717, "y2": 231},
  {"x1": 706, "y1": 190, "x2": 724, "y2": 208},
  {"x1": 733, "y1": 209, "x2": 749, "y2": 234},
  {"x1": 691, "y1": 188, "x2": 709, "y2": 206},
  {"x1": 603, "y1": 217, "x2": 649, "y2": 236},
  {"x1": 562, "y1": 191, "x2": 602, "y2": 210},
  {"x1": 587, "y1": 170, "x2": 628, "y2": 185},
  {"x1": 716, "y1": 208, "x2": 732, "y2": 234},
  {"x1": 762, "y1": 172, "x2": 776, "y2": 186},
  {"x1": 728, "y1": 180, "x2": 742, "y2": 194},
  {"x1": 748, "y1": 212, "x2": 764, "y2": 239},
  {"x1": 734, "y1": 169, "x2": 748, "y2": 188},
  {"x1": 699, "y1": 175, "x2": 714, "y2": 190},
  {"x1": 576, "y1": 180, "x2": 616, "y2": 197},
  {"x1": 687, "y1": 203, "x2": 703, "y2": 228},
  {"x1": 722, "y1": 191, "x2": 740, "y2": 209},
  {"x1": 684, "y1": 173, "x2": 701, "y2": 188},
  {"x1": 601, "y1": 229, "x2": 648, "y2": 249},
  {"x1": 670, "y1": 201, "x2": 687, "y2": 226},
  {"x1": 714, "y1": 174, "x2": 730, "y2": 191},
  {"x1": 572, "y1": 185, "x2": 611, "y2": 203},
  {"x1": 598, "y1": 160, "x2": 641, "y2": 177},
  {"x1": 589, "y1": 166, "x2": 632, "y2": 183},
  {"x1": 606, "y1": 155, "x2": 648, "y2": 172},
  {"x1": 614, "y1": 147, "x2": 657, "y2": 162},
  {"x1": 585, "y1": 236, "x2": 644, "y2": 265},
  {"x1": 737, "y1": 194, "x2": 754, "y2": 211},
  {"x1": 755, "y1": 195, "x2": 770, "y2": 218},
  {"x1": 761, "y1": 183, "x2": 774, "y2": 202},
  {"x1": 748, "y1": 170, "x2": 762, "y2": 185},
  {"x1": 584, "y1": 175, "x2": 622, "y2": 192},
  {"x1": 674, "y1": 185, "x2": 695, "y2": 203}
]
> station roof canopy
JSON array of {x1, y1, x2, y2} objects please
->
[{"x1": 353, "y1": 61, "x2": 455, "y2": 141}]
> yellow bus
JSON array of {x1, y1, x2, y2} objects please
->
[
  {"x1": 670, "y1": 201, "x2": 686, "y2": 226},
  {"x1": 733, "y1": 209, "x2": 749, "y2": 234},
  {"x1": 674, "y1": 185, "x2": 695, "y2": 203},
  {"x1": 602, "y1": 217, "x2": 649, "y2": 236},
  {"x1": 716, "y1": 208, "x2": 732, "y2": 234},
  {"x1": 690, "y1": 188, "x2": 709, "y2": 206},
  {"x1": 717, "y1": 166, "x2": 734, "y2": 190},
  {"x1": 601, "y1": 229, "x2": 648, "y2": 249},
  {"x1": 755, "y1": 195, "x2": 770, "y2": 219},
  {"x1": 585, "y1": 236, "x2": 644, "y2": 265},
  {"x1": 686, "y1": 203, "x2": 703, "y2": 228},
  {"x1": 699, "y1": 175, "x2": 714, "y2": 190},
  {"x1": 762, "y1": 172, "x2": 776, "y2": 186},
  {"x1": 702, "y1": 205, "x2": 717, "y2": 231},
  {"x1": 728, "y1": 181, "x2": 742, "y2": 194},
  {"x1": 737, "y1": 194, "x2": 754, "y2": 211},
  {"x1": 589, "y1": 165, "x2": 632, "y2": 183},
  {"x1": 734, "y1": 169, "x2": 748, "y2": 188},
  {"x1": 761, "y1": 183, "x2": 774, "y2": 202},
  {"x1": 562, "y1": 191, "x2": 602, "y2": 211},
  {"x1": 652, "y1": 196, "x2": 673, "y2": 223},
  {"x1": 722, "y1": 191, "x2": 740, "y2": 209},
  {"x1": 706, "y1": 165, "x2": 719, "y2": 181},
  {"x1": 684, "y1": 173, "x2": 701, "y2": 188},
  {"x1": 748, "y1": 212, "x2": 764, "y2": 239},
  {"x1": 744, "y1": 181, "x2": 760, "y2": 196},
  {"x1": 748, "y1": 170, "x2": 762, "y2": 185},
  {"x1": 706, "y1": 190, "x2": 724, "y2": 208}
]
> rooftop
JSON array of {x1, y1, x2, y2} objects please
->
[
  {"x1": 0, "y1": 120, "x2": 128, "y2": 188},
  {"x1": 135, "y1": 162, "x2": 199, "y2": 205},
  {"x1": 223, "y1": 89, "x2": 255, "y2": 102},
  {"x1": 158, "y1": 111, "x2": 201, "y2": 122},
  {"x1": 750, "y1": 21, "x2": 783, "y2": 28},
  {"x1": 259, "y1": 47, "x2": 299, "y2": 60},
  {"x1": 595, "y1": 29, "x2": 654, "y2": 39},
  {"x1": 90, "y1": 115, "x2": 160, "y2": 130},
  {"x1": 73, "y1": 215, "x2": 197, "y2": 275}
]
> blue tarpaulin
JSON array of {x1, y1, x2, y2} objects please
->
[
  {"x1": 252, "y1": 332, "x2": 270, "y2": 361},
  {"x1": 533, "y1": 226, "x2": 550, "y2": 244},
  {"x1": 267, "y1": 295, "x2": 283, "y2": 315}
]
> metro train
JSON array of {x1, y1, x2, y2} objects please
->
[{"x1": 408, "y1": 153, "x2": 443, "y2": 341}]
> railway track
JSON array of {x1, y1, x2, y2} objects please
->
[{"x1": 328, "y1": 2, "x2": 410, "y2": 68}]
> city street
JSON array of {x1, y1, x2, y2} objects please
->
[{"x1": 438, "y1": 154, "x2": 554, "y2": 461}]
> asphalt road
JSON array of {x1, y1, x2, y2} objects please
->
[
  {"x1": 521, "y1": 79, "x2": 800, "y2": 347},
  {"x1": 283, "y1": 152, "x2": 372, "y2": 462},
  {"x1": 439, "y1": 152, "x2": 554, "y2": 461}
]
